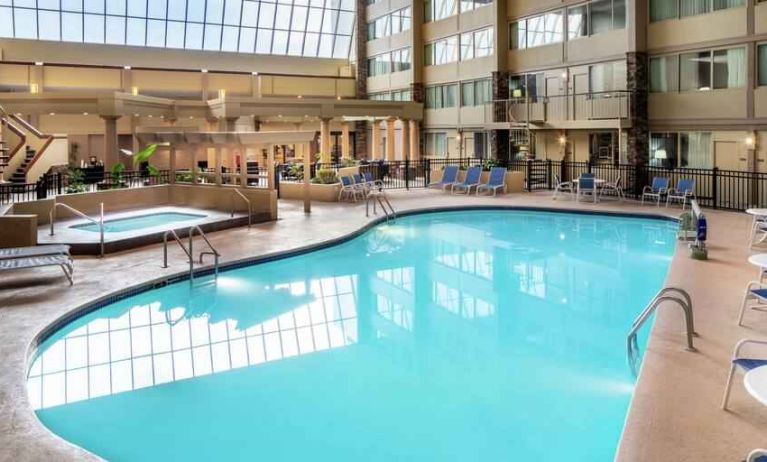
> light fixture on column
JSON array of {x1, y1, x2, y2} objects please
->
[
  {"x1": 34, "y1": 62, "x2": 44, "y2": 66},
  {"x1": 131, "y1": 86, "x2": 139, "y2": 96},
  {"x1": 29, "y1": 83, "x2": 39, "y2": 94},
  {"x1": 558, "y1": 135, "x2": 567, "y2": 145},
  {"x1": 297, "y1": 95, "x2": 302, "y2": 99},
  {"x1": 746, "y1": 136, "x2": 755, "y2": 149},
  {"x1": 123, "y1": 65, "x2": 131, "y2": 70},
  {"x1": 218, "y1": 89, "x2": 227, "y2": 99}
]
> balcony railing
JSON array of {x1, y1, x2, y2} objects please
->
[{"x1": 487, "y1": 91, "x2": 632, "y2": 125}]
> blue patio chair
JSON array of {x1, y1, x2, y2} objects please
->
[
  {"x1": 363, "y1": 171, "x2": 383, "y2": 192},
  {"x1": 722, "y1": 338, "x2": 767, "y2": 410},
  {"x1": 666, "y1": 178, "x2": 696, "y2": 210},
  {"x1": 476, "y1": 167, "x2": 507, "y2": 197},
  {"x1": 576, "y1": 175, "x2": 597, "y2": 203},
  {"x1": 452, "y1": 166, "x2": 482, "y2": 195},
  {"x1": 642, "y1": 177, "x2": 670, "y2": 206},
  {"x1": 428, "y1": 165, "x2": 459, "y2": 191},
  {"x1": 737, "y1": 281, "x2": 767, "y2": 326},
  {"x1": 339, "y1": 175, "x2": 364, "y2": 202}
]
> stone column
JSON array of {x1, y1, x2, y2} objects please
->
[
  {"x1": 409, "y1": 120, "x2": 420, "y2": 161},
  {"x1": 101, "y1": 115, "x2": 120, "y2": 168},
  {"x1": 341, "y1": 122, "x2": 351, "y2": 160},
  {"x1": 399, "y1": 119, "x2": 410, "y2": 160},
  {"x1": 320, "y1": 118, "x2": 332, "y2": 164},
  {"x1": 386, "y1": 118, "x2": 396, "y2": 161},
  {"x1": 626, "y1": 52, "x2": 649, "y2": 165},
  {"x1": 354, "y1": 121, "x2": 368, "y2": 159},
  {"x1": 371, "y1": 121, "x2": 382, "y2": 160}
]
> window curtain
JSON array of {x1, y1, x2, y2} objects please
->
[
  {"x1": 713, "y1": 0, "x2": 745, "y2": 10},
  {"x1": 681, "y1": 132, "x2": 712, "y2": 169},
  {"x1": 650, "y1": 0, "x2": 677, "y2": 21},
  {"x1": 725, "y1": 47, "x2": 745, "y2": 88},
  {"x1": 680, "y1": 0, "x2": 709, "y2": 17},
  {"x1": 758, "y1": 45, "x2": 767, "y2": 86}
]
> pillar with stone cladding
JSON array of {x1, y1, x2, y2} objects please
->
[
  {"x1": 386, "y1": 118, "x2": 396, "y2": 161},
  {"x1": 490, "y1": 70, "x2": 510, "y2": 162},
  {"x1": 626, "y1": 51, "x2": 649, "y2": 165}
]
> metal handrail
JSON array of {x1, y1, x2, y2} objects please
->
[
  {"x1": 365, "y1": 190, "x2": 396, "y2": 222},
  {"x1": 163, "y1": 225, "x2": 220, "y2": 281},
  {"x1": 50, "y1": 201, "x2": 104, "y2": 257},
  {"x1": 230, "y1": 188, "x2": 252, "y2": 228},
  {"x1": 627, "y1": 287, "x2": 696, "y2": 376}
]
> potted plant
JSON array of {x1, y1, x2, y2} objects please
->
[
  {"x1": 132, "y1": 144, "x2": 160, "y2": 185},
  {"x1": 65, "y1": 168, "x2": 87, "y2": 194},
  {"x1": 311, "y1": 168, "x2": 339, "y2": 185},
  {"x1": 110, "y1": 162, "x2": 126, "y2": 189}
]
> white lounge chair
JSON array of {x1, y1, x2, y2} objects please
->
[
  {"x1": 737, "y1": 281, "x2": 767, "y2": 326},
  {"x1": 0, "y1": 254, "x2": 73, "y2": 285},
  {"x1": 0, "y1": 245, "x2": 71, "y2": 261}
]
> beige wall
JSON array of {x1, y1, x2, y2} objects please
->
[
  {"x1": 649, "y1": 90, "x2": 749, "y2": 121},
  {"x1": 0, "y1": 214, "x2": 38, "y2": 248}
]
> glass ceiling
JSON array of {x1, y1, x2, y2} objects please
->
[{"x1": 0, "y1": 0, "x2": 356, "y2": 59}]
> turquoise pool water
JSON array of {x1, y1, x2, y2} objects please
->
[
  {"x1": 29, "y1": 210, "x2": 676, "y2": 461},
  {"x1": 70, "y1": 212, "x2": 207, "y2": 233}
]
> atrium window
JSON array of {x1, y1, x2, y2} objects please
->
[
  {"x1": 0, "y1": 0, "x2": 356, "y2": 58},
  {"x1": 567, "y1": 0, "x2": 625, "y2": 40},
  {"x1": 510, "y1": 10, "x2": 563, "y2": 50},
  {"x1": 425, "y1": 35, "x2": 459, "y2": 66},
  {"x1": 650, "y1": 0, "x2": 744, "y2": 22},
  {"x1": 367, "y1": 7, "x2": 410, "y2": 41},
  {"x1": 459, "y1": 27, "x2": 493, "y2": 60},
  {"x1": 652, "y1": 47, "x2": 745, "y2": 92}
]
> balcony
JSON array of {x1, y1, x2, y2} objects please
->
[{"x1": 486, "y1": 91, "x2": 632, "y2": 129}]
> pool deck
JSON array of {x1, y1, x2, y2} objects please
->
[{"x1": 1, "y1": 189, "x2": 766, "y2": 461}]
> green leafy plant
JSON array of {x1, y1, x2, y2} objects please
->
[
  {"x1": 133, "y1": 144, "x2": 158, "y2": 167},
  {"x1": 110, "y1": 162, "x2": 126, "y2": 188},
  {"x1": 65, "y1": 167, "x2": 87, "y2": 194},
  {"x1": 311, "y1": 168, "x2": 339, "y2": 185},
  {"x1": 339, "y1": 158, "x2": 358, "y2": 168},
  {"x1": 287, "y1": 163, "x2": 304, "y2": 181}
]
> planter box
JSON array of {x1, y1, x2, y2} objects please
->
[{"x1": 279, "y1": 182, "x2": 342, "y2": 202}]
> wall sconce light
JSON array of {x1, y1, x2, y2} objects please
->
[
  {"x1": 558, "y1": 135, "x2": 567, "y2": 145},
  {"x1": 561, "y1": 72, "x2": 568, "y2": 81},
  {"x1": 124, "y1": 65, "x2": 131, "y2": 70},
  {"x1": 34, "y1": 62, "x2": 44, "y2": 66},
  {"x1": 746, "y1": 136, "x2": 756, "y2": 149},
  {"x1": 218, "y1": 89, "x2": 227, "y2": 99},
  {"x1": 131, "y1": 86, "x2": 139, "y2": 96},
  {"x1": 455, "y1": 133, "x2": 462, "y2": 142},
  {"x1": 201, "y1": 69, "x2": 208, "y2": 73},
  {"x1": 29, "y1": 83, "x2": 39, "y2": 94}
]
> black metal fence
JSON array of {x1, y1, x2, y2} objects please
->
[
  {"x1": 5, "y1": 161, "x2": 767, "y2": 212},
  {"x1": 281, "y1": 159, "x2": 767, "y2": 212}
]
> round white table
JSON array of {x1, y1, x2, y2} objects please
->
[
  {"x1": 747, "y1": 209, "x2": 767, "y2": 244},
  {"x1": 744, "y1": 365, "x2": 767, "y2": 407},
  {"x1": 748, "y1": 254, "x2": 767, "y2": 282}
]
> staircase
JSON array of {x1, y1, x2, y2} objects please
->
[
  {"x1": 8, "y1": 146, "x2": 37, "y2": 184},
  {"x1": 0, "y1": 140, "x2": 8, "y2": 174}
]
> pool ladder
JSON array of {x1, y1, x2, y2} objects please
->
[
  {"x1": 49, "y1": 201, "x2": 105, "y2": 257},
  {"x1": 627, "y1": 287, "x2": 697, "y2": 377},
  {"x1": 366, "y1": 190, "x2": 397, "y2": 222},
  {"x1": 163, "y1": 225, "x2": 220, "y2": 282}
]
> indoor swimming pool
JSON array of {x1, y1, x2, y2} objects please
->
[
  {"x1": 28, "y1": 209, "x2": 677, "y2": 461},
  {"x1": 70, "y1": 211, "x2": 207, "y2": 233}
]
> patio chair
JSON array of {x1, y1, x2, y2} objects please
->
[
  {"x1": 452, "y1": 166, "x2": 482, "y2": 195},
  {"x1": 353, "y1": 173, "x2": 370, "y2": 197},
  {"x1": 0, "y1": 254, "x2": 73, "y2": 285},
  {"x1": 721, "y1": 338, "x2": 767, "y2": 410},
  {"x1": 0, "y1": 245, "x2": 71, "y2": 261},
  {"x1": 737, "y1": 281, "x2": 767, "y2": 326},
  {"x1": 363, "y1": 171, "x2": 384, "y2": 192},
  {"x1": 428, "y1": 165, "x2": 459, "y2": 191},
  {"x1": 576, "y1": 175, "x2": 597, "y2": 203},
  {"x1": 599, "y1": 176, "x2": 624, "y2": 202},
  {"x1": 476, "y1": 167, "x2": 507, "y2": 197},
  {"x1": 747, "y1": 449, "x2": 767, "y2": 462},
  {"x1": 552, "y1": 174, "x2": 573, "y2": 200},
  {"x1": 339, "y1": 176, "x2": 364, "y2": 202},
  {"x1": 666, "y1": 179, "x2": 696, "y2": 210},
  {"x1": 642, "y1": 177, "x2": 670, "y2": 206}
]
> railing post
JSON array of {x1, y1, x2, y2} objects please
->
[
  {"x1": 274, "y1": 165, "x2": 281, "y2": 198},
  {"x1": 525, "y1": 159, "x2": 532, "y2": 192},
  {"x1": 586, "y1": 160, "x2": 592, "y2": 174},
  {"x1": 560, "y1": 159, "x2": 567, "y2": 183},
  {"x1": 712, "y1": 167, "x2": 719, "y2": 209},
  {"x1": 405, "y1": 158, "x2": 410, "y2": 190},
  {"x1": 546, "y1": 159, "x2": 552, "y2": 190},
  {"x1": 424, "y1": 159, "x2": 431, "y2": 187},
  {"x1": 36, "y1": 178, "x2": 46, "y2": 200}
]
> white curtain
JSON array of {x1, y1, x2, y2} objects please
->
[
  {"x1": 726, "y1": 47, "x2": 746, "y2": 88},
  {"x1": 650, "y1": 0, "x2": 678, "y2": 21},
  {"x1": 680, "y1": 0, "x2": 709, "y2": 17},
  {"x1": 713, "y1": 0, "x2": 745, "y2": 10},
  {"x1": 682, "y1": 132, "x2": 712, "y2": 169}
]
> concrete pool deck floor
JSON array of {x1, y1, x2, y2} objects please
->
[{"x1": 1, "y1": 189, "x2": 766, "y2": 461}]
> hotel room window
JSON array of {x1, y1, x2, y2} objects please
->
[
  {"x1": 510, "y1": 10, "x2": 563, "y2": 49},
  {"x1": 650, "y1": 0, "x2": 744, "y2": 21},
  {"x1": 649, "y1": 55, "x2": 680, "y2": 92},
  {"x1": 759, "y1": 44, "x2": 767, "y2": 86}
]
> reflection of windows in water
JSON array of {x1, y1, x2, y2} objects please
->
[
  {"x1": 432, "y1": 282, "x2": 495, "y2": 319},
  {"x1": 28, "y1": 275, "x2": 358, "y2": 411},
  {"x1": 376, "y1": 267, "x2": 414, "y2": 292},
  {"x1": 377, "y1": 295, "x2": 413, "y2": 331},
  {"x1": 513, "y1": 262, "x2": 546, "y2": 298},
  {"x1": 434, "y1": 242, "x2": 493, "y2": 280}
]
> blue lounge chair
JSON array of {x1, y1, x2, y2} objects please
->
[
  {"x1": 363, "y1": 171, "x2": 383, "y2": 192},
  {"x1": 576, "y1": 175, "x2": 598, "y2": 203},
  {"x1": 452, "y1": 166, "x2": 482, "y2": 195},
  {"x1": 428, "y1": 165, "x2": 459, "y2": 191},
  {"x1": 666, "y1": 178, "x2": 695, "y2": 209},
  {"x1": 642, "y1": 177, "x2": 670, "y2": 206},
  {"x1": 476, "y1": 167, "x2": 507, "y2": 196},
  {"x1": 722, "y1": 339, "x2": 767, "y2": 409},
  {"x1": 339, "y1": 176, "x2": 364, "y2": 202}
]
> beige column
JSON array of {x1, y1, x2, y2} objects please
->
[
  {"x1": 320, "y1": 118, "x2": 332, "y2": 164},
  {"x1": 240, "y1": 145, "x2": 249, "y2": 187},
  {"x1": 169, "y1": 146, "x2": 177, "y2": 183},
  {"x1": 399, "y1": 119, "x2": 410, "y2": 161},
  {"x1": 101, "y1": 115, "x2": 120, "y2": 168},
  {"x1": 371, "y1": 121, "x2": 382, "y2": 160},
  {"x1": 409, "y1": 120, "x2": 420, "y2": 161},
  {"x1": 341, "y1": 122, "x2": 351, "y2": 160},
  {"x1": 214, "y1": 146, "x2": 223, "y2": 185},
  {"x1": 267, "y1": 144, "x2": 275, "y2": 190},
  {"x1": 192, "y1": 147, "x2": 201, "y2": 184},
  {"x1": 303, "y1": 142, "x2": 311, "y2": 213},
  {"x1": 386, "y1": 118, "x2": 396, "y2": 161}
]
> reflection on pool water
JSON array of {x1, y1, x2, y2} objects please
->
[
  {"x1": 29, "y1": 210, "x2": 676, "y2": 461},
  {"x1": 70, "y1": 212, "x2": 207, "y2": 233}
]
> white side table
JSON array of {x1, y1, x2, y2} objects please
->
[
  {"x1": 744, "y1": 365, "x2": 767, "y2": 407},
  {"x1": 746, "y1": 209, "x2": 767, "y2": 243},
  {"x1": 748, "y1": 254, "x2": 767, "y2": 282}
]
